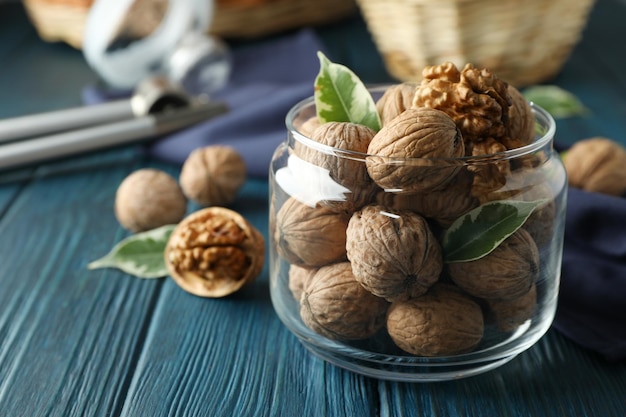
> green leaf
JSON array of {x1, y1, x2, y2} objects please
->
[
  {"x1": 87, "y1": 224, "x2": 176, "y2": 278},
  {"x1": 314, "y1": 51, "x2": 381, "y2": 131},
  {"x1": 442, "y1": 200, "x2": 546, "y2": 263},
  {"x1": 522, "y1": 85, "x2": 588, "y2": 119}
]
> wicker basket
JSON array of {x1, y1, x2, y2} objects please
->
[
  {"x1": 355, "y1": 0, "x2": 596, "y2": 86},
  {"x1": 22, "y1": 0, "x2": 357, "y2": 49}
]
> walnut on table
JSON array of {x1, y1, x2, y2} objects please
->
[{"x1": 164, "y1": 207, "x2": 264, "y2": 298}]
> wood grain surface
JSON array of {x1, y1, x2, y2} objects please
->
[{"x1": 0, "y1": 1, "x2": 625, "y2": 416}]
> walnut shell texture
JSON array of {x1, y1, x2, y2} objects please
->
[
  {"x1": 296, "y1": 121, "x2": 378, "y2": 213},
  {"x1": 275, "y1": 197, "x2": 349, "y2": 268},
  {"x1": 115, "y1": 168, "x2": 187, "y2": 233},
  {"x1": 387, "y1": 283, "x2": 484, "y2": 356},
  {"x1": 165, "y1": 207, "x2": 265, "y2": 298},
  {"x1": 179, "y1": 145, "x2": 247, "y2": 207},
  {"x1": 563, "y1": 137, "x2": 626, "y2": 196},
  {"x1": 300, "y1": 262, "x2": 388, "y2": 340},
  {"x1": 346, "y1": 205, "x2": 442, "y2": 302},
  {"x1": 366, "y1": 107, "x2": 464, "y2": 193},
  {"x1": 288, "y1": 264, "x2": 317, "y2": 302},
  {"x1": 447, "y1": 228, "x2": 539, "y2": 300},
  {"x1": 377, "y1": 168, "x2": 478, "y2": 227},
  {"x1": 487, "y1": 284, "x2": 537, "y2": 332},
  {"x1": 375, "y1": 82, "x2": 418, "y2": 126}
]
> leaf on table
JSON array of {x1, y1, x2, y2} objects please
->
[
  {"x1": 522, "y1": 85, "x2": 589, "y2": 119},
  {"x1": 314, "y1": 51, "x2": 381, "y2": 131},
  {"x1": 442, "y1": 200, "x2": 547, "y2": 263},
  {"x1": 87, "y1": 224, "x2": 175, "y2": 278}
]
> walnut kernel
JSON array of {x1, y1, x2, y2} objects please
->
[
  {"x1": 115, "y1": 168, "x2": 187, "y2": 232},
  {"x1": 164, "y1": 207, "x2": 264, "y2": 297}
]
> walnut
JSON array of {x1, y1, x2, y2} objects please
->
[
  {"x1": 386, "y1": 283, "x2": 484, "y2": 356},
  {"x1": 467, "y1": 138, "x2": 510, "y2": 201},
  {"x1": 413, "y1": 62, "x2": 511, "y2": 151},
  {"x1": 288, "y1": 264, "x2": 317, "y2": 302},
  {"x1": 115, "y1": 168, "x2": 187, "y2": 232},
  {"x1": 503, "y1": 85, "x2": 535, "y2": 149},
  {"x1": 300, "y1": 262, "x2": 388, "y2": 340},
  {"x1": 295, "y1": 121, "x2": 378, "y2": 213},
  {"x1": 297, "y1": 116, "x2": 322, "y2": 137},
  {"x1": 376, "y1": 168, "x2": 478, "y2": 227},
  {"x1": 275, "y1": 197, "x2": 349, "y2": 268},
  {"x1": 164, "y1": 207, "x2": 265, "y2": 297},
  {"x1": 487, "y1": 284, "x2": 537, "y2": 332},
  {"x1": 366, "y1": 107, "x2": 465, "y2": 193},
  {"x1": 346, "y1": 205, "x2": 442, "y2": 302},
  {"x1": 375, "y1": 82, "x2": 418, "y2": 126},
  {"x1": 563, "y1": 137, "x2": 626, "y2": 196},
  {"x1": 179, "y1": 145, "x2": 246, "y2": 207},
  {"x1": 447, "y1": 228, "x2": 539, "y2": 300}
]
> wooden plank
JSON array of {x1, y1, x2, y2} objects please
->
[
  {"x1": 380, "y1": 331, "x2": 626, "y2": 417},
  {"x1": 0, "y1": 156, "x2": 165, "y2": 416},
  {"x1": 117, "y1": 179, "x2": 381, "y2": 416}
]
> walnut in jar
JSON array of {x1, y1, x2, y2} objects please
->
[
  {"x1": 346, "y1": 205, "x2": 442, "y2": 302},
  {"x1": 447, "y1": 228, "x2": 539, "y2": 301},
  {"x1": 366, "y1": 107, "x2": 464, "y2": 193},
  {"x1": 300, "y1": 262, "x2": 388, "y2": 341},
  {"x1": 295, "y1": 121, "x2": 378, "y2": 213},
  {"x1": 375, "y1": 82, "x2": 418, "y2": 126},
  {"x1": 487, "y1": 284, "x2": 537, "y2": 332},
  {"x1": 275, "y1": 197, "x2": 349, "y2": 268},
  {"x1": 164, "y1": 207, "x2": 265, "y2": 298},
  {"x1": 288, "y1": 264, "x2": 317, "y2": 303},
  {"x1": 386, "y1": 283, "x2": 484, "y2": 356}
]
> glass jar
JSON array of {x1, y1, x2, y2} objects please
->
[{"x1": 269, "y1": 87, "x2": 566, "y2": 381}]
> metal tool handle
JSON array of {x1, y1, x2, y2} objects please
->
[{"x1": 0, "y1": 100, "x2": 134, "y2": 144}]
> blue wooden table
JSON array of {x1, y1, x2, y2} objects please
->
[{"x1": 1, "y1": 1, "x2": 625, "y2": 416}]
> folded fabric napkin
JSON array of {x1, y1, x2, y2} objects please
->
[
  {"x1": 553, "y1": 187, "x2": 626, "y2": 361},
  {"x1": 82, "y1": 28, "x2": 326, "y2": 177},
  {"x1": 83, "y1": 28, "x2": 625, "y2": 361}
]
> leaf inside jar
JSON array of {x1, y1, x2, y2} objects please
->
[
  {"x1": 314, "y1": 51, "x2": 381, "y2": 132},
  {"x1": 442, "y1": 200, "x2": 547, "y2": 263},
  {"x1": 87, "y1": 224, "x2": 175, "y2": 278}
]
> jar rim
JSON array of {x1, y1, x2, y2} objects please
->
[{"x1": 285, "y1": 86, "x2": 556, "y2": 163}]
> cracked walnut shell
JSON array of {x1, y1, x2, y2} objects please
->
[
  {"x1": 346, "y1": 205, "x2": 442, "y2": 302},
  {"x1": 366, "y1": 107, "x2": 464, "y2": 193},
  {"x1": 447, "y1": 228, "x2": 539, "y2": 301},
  {"x1": 300, "y1": 262, "x2": 388, "y2": 341},
  {"x1": 165, "y1": 207, "x2": 265, "y2": 298},
  {"x1": 387, "y1": 283, "x2": 484, "y2": 356}
]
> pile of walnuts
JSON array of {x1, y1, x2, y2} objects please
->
[{"x1": 274, "y1": 62, "x2": 553, "y2": 357}]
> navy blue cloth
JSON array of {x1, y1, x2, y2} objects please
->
[
  {"x1": 82, "y1": 28, "x2": 325, "y2": 177},
  {"x1": 554, "y1": 187, "x2": 626, "y2": 361},
  {"x1": 83, "y1": 28, "x2": 626, "y2": 362}
]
